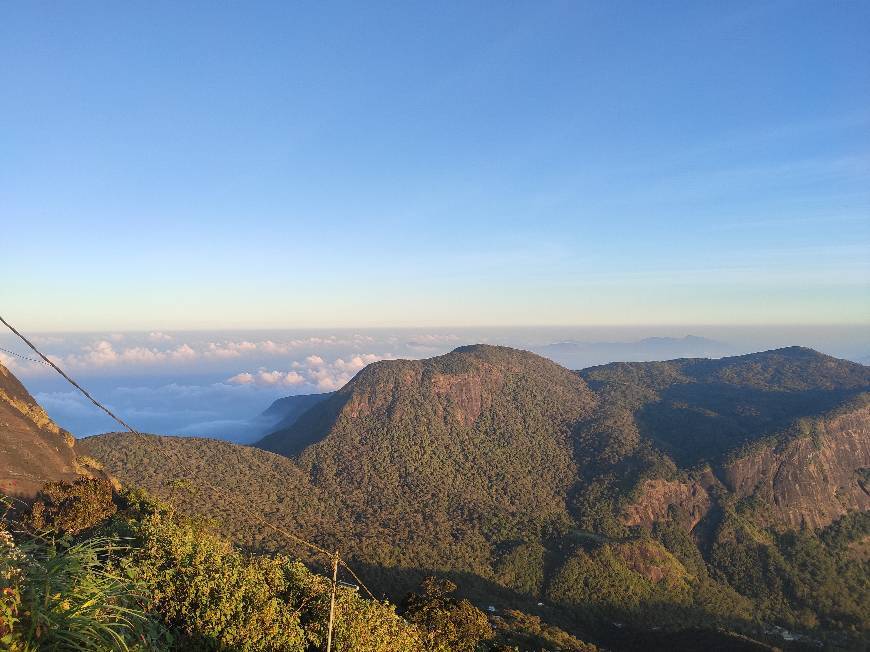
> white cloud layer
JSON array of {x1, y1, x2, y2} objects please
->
[
  {"x1": 8, "y1": 333, "x2": 426, "y2": 377},
  {"x1": 227, "y1": 352, "x2": 390, "y2": 391},
  {"x1": 62, "y1": 340, "x2": 198, "y2": 368}
]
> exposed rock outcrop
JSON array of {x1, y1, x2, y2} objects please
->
[
  {"x1": 720, "y1": 398, "x2": 870, "y2": 529},
  {"x1": 623, "y1": 477, "x2": 712, "y2": 530},
  {"x1": 0, "y1": 362, "x2": 80, "y2": 497}
]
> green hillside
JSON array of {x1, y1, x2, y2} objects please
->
[{"x1": 80, "y1": 345, "x2": 870, "y2": 649}]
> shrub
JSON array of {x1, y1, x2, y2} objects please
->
[
  {"x1": 26, "y1": 477, "x2": 117, "y2": 534},
  {"x1": 402, "y1": 578, "x2": 493, "y2": 652},
  {"x1": 117, "y1": 494, "x2": 428, "y2": 651}
]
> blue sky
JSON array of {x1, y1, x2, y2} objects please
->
[{"x1": 2, "y1": 1, "x2": 868, "y2": 330}]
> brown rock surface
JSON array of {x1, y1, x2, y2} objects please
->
[
  {"x1": 0, "y1": 362, "x2": 80, "y2": 497},
  {"x1": 623, "y1": 478, "x2": 712, "y2": 530},
  {"x1": 721, "y1": 400, "x2": 870, "y2": 528}
]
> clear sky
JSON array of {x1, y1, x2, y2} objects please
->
[{"x1": 2, "y1": 1, "x2": 868, "y2": 330}]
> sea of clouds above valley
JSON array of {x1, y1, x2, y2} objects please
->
[
  {"x1": 0, "y1": 329, "x2": 467, "y2": 440},
  {"x1": 1, "y1": 327, "x2": 866, "y2": 442}
]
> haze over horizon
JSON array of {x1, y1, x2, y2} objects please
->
[{"x1": 1, "y1": 324, "x2": 867, "y2": 440}]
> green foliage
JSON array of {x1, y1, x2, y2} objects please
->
[
  {"x1": 26, "y1": 477, "x2": 117, "y2": 535},
  {"x1": 547, "y1": 540, "x2": 691, "y2": 620},
  {"x1": 709, "y1": 508, "x2": 870, "y2": 638},
  {"x1": 82, "y1": 346, "x2": 599, "y2": 594},
  {"x1": 402, "y1": 578, "x2": 494, "y2": 652},
  {"x1": 494, "y1": 541, "x2": 546, "y2": 597},
  {"x1": 3, "y1": 486, "x2": 437, "y2": 652},
  {"x1": 491, "y1": 609, "x2": 598, "y2": 652},
  {"x1": 0, "y1": 525, "x2": 162, "y2": 651},
  {"x1": 582, "y1": 348, "x2": 869, "y2": 466},
  {"x1": 570, "y1": 476, "x2": 631, "y2": 539},
  {"x1": 114, "y1": 492, "x2": 428, "y2": 652},
  {"x1": 77, "y1": 345, "x2": 870, "y2": 648},
  {"x1": 120, "y1": 508, "x2": 306, "y2": 650}
]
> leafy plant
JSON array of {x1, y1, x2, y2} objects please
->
[{"x1": 0, "y1": 526, "x2": 162, "y2": 651}]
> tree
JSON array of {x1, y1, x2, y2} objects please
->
[{"x1": 402, "y1": 578, "x2": 493, "y2": 652}]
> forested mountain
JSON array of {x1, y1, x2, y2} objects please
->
[
  {"x1": 80, "y1": 345, "x2": 870, "y2": 650},
  {"x1": 1, "y1": 359, "x2": 593, "y2": 651},
  {"x1": 258, "y1": 345, "x2": 597, "y2": 567}
]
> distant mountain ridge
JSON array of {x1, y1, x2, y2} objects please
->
[
  {"x1": 580, "y1": 347, "x2": 870, "y2": 530},
  {"x1": 260, "y1": 392, "x2": 331, "y2": 431},
  {"x1": 533, "y1": 334, "x2": 734, "y2": 369}
]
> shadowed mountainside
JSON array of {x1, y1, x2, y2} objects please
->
[{"x1": 260, "y1": 391, "x2": 331, "y2": 433}]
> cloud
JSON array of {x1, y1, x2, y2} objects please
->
[
  {"x1": 260, "y1": 340, "x2": 289, "y2": 354},
  {"x1": 228, "y1": 369, "x2": 306, "y2": 387},
  {"x1": 62, "y1": 340, "x2": 200, "y2": 368},
  {"x1": 231, "y1": 335, "x2": 378, "y2": 356},
  {"x1": 333, "y1": 353, "x2": 382, "y2": 373},
  {"x1": 308, "y1": 367, "x2": 351, "y2": 391},
  {"x1": 170, "y1": 344, "x2": 197, "y2": 361},
  {"x1": 0, "y1": 350, "x2": 53, "y2": 377},
  {"x1": 205, "y1": 340, "x2": 259, "y2": 358},
  {"x1": 225, "y1": 352, "x2": 391, "y2": 391},
  {"x1": 148, "y1": 331, "x2": 173, "y2": 342},
  {"x1": 0, "y1": 351, "x2": 18, "y2": 371},
  {"x1": 77, "y1": 340, "x2": 120, "y2": 365}
]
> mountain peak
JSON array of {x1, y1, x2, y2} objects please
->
[
  {"x1": 258, "y1": 343, "x2": 594, "y2": 454},
  {"x1": 769, "y1": 345, "x2": 828, "y2": 357}
]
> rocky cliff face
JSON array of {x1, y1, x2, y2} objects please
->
[
  {"x1": 622, "y1": 477, "x2": 712, "y2": 530},
  {"x1": 0, "y1": 362, "x2": 80, "y2": 496},
  {"x1": 622, "y1": 397, "x2": 870, "y2": 531},
  {"x1": 256, "y1": 345, "x2": 599, "y2": 569},
  {"x1": 720, "y1": 398, "x2": 870, "y2": 529}
]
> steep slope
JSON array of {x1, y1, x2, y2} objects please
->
[
  {"x1": 260, "y1": 344, "x2": 598, "y2": 569},
  {"x1": 580, "y1": 347, "x2": 870, "y2": 531},
  {"x1": 720, "y1": 396, "x2": 870, "y2": 528},
  {"x1": 0, "y1": 361, "x2": 81, "y2": 496},
  {"x1": 259, "y1": 391, "x2": 331, "y2": 432},
  {"x1": 78, "y1": 433, "x2": 336, "y2": 559}
]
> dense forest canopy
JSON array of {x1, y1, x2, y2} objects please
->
[{"x1": 77, "y1": 345, "x2": 870, "y2": 649}]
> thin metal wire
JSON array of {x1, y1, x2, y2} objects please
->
[
  {"x1": 339, "y1": 559, "x2": 378, "y2": 600},
  {"x1": 0, "y1": 346, "x2": 51, "y2": 366},
  {"x1": 0, "y1": 315, "x2": 141, "y2": 435},
  {"x1": 0, "y1": 313, "x2": 375, "y2": 599}
]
